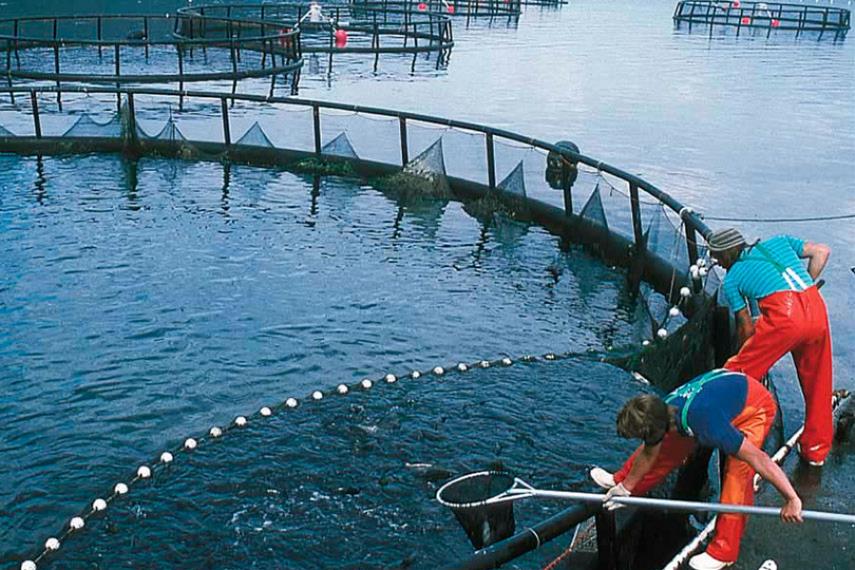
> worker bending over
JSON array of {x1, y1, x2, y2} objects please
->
[
  {"x1": 708, "y1": 229, "x2": 832, "y2": 465},
  {"x1": 591, "y1": 369, "x2": 803, "y2": 570}
]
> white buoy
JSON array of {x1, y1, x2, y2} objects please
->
[
  {"x1": 457, "y1": 362, "x2": 468, "y2": 372},
  {"x1": 260, "y1": 406, "x2": 272, "y2": 417},
  {"x1": 210, "y1": 426, "x2": 223, "y2": 438},
  {"x1": 69, "y1": 517, "x2": 85, "y2": 530},
  {"x1": 286, "y1": 397, "x2": 299, "y2": 408},
  {"x1": 45, "y1": 537, "x2": 60, "y2": 551},
  {"x1": 697, "y1": 258, "x2": 707, "y2": 268},
  {"x1": 690, "y1": 265, "x2": 700, "y2": 279},
  {"x1": 642, "y1": 340, "x2": 651, "y2": 346},
  {"x1": 699, "y1": 267, "x2": 708, "y2": 277},
  {"x1": 311, "y1": 391, "x2": 323, "y2": 400},
  {"x1": 545, "y1": 353, "x2": 556, "y2": 360},
  {"x1": 115, "y1": 482, "x2": 129, "y2": 495},
  {"x1": 669, "y1": 306, "x2": 681, "y2": 318},
  {"x1": 160, "y1": 452, "x2": 174, "y2": 463},
  {"x1": 137, "y1": 465, "x2": 152, "y2": 478},
  {"x1": 479, "y1": 360, "x2": 490, "y2": 368},
  {"x1": 21, "y1": 561, "x2": 36, "y2": 570},
  {"x1": 337, "y1": 384, "x2": 349, "y2": 394},
  {"x1": 385, "y1": 373, "x2": 397, "y2": 383},
  {"x1": 433, "y1": 366, "x2": 445, "y2": 375},
  {"x1": 234, "y1": 416, "x2": 247, "y2": 427},
  {"x1": 361, "y1": 379, "x2": 373, "y2": 389},
  {"x1": 184, "y1": 438, "x2": 197, "y2": 450},
  {"x1": 680, "y1": 286, "x2": 691, "y2": 298},
  {"x1": 92, "y1": 498, "x2": 107, "y2": 512},
  {"x1": 502, "y1": 357, "x2": 512, "y2": 366},
  {"x1": 657, "y1": 328, "x2": 668, "y2": 339},
  {"x1": 411, "y1": 370, "x2": 421, "y2": 379}
]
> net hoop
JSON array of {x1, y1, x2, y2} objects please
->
[{"x1": 435, "y1": 470, "x2": 534, "y2": 508}]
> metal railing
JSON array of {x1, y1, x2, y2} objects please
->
[
  {"x1": 0, "y1": 85, "x2": 714, "y2": 291},
  {"x1": 179, "y1": 2, "x2": 454, "y2": 67},
  {"x1": 673, "y1": 1, "x2": 850, "y2": 39},
  {"x1": 0, "y1": 14, "x2": 303, "y2": 105}
]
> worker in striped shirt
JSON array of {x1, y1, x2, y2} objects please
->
[{"x1": 707, "y1": 228, "x2": 833, "y2": 466}]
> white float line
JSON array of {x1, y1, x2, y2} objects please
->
[{"x1": 20, "y1": 349, "x2": 588, "y2": 570}]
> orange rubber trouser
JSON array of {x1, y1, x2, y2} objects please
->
[
  {"x1": 724, "y1": 285, "x2": 833, "y2": 463},
  {"x1": 613, "y1": 379, "x2": 776, "y2": 563}
]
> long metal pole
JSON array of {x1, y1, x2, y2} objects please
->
[{"x1": 508, "y1": 489, "x2": 855, "y2": 524}]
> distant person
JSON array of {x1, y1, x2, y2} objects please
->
[
  {"x1": 707, "y1": 228, "x2": 832, "y2": 466},
  {"x1": 590, "y1": 369, "x2": 803, "y2": 570},
  {"x1": 300, "y1": 1, "x2": 327, "y2": 23}
]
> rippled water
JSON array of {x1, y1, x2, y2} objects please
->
[
  {"x1": 0, "y1": 154, "x2": 646, "y2": 564},
  {"x1": 51, "y1": 359, "x2": 649, "y2": 569}
]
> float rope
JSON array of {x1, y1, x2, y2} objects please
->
[{"x1": 19, "y1": 348, "x2": 639, "y2": 570}]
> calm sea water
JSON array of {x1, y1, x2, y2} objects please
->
[{"x1": 1, "y1": 0, "x2": 853, "y2": 567}]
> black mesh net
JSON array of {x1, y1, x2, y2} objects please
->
[{"x1": 438, "y1": 471, "x2": 517, "y2": 550}]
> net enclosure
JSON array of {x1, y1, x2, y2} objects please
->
[
  {"x1": 178, "y1": 2, "x2": 454, "y2": 72},
  {"x1": 1, "y1": 84, "x2": 730, "y2": 570},
  {"x1": 673, "y1": 1, "x2": 850, "y2": 39},
  {"x1": 0, "y1": 14, "x2": 303, "y2": 95}
]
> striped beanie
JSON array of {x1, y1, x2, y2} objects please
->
[{"x1": 707, "y1": 228, "x2": 746, "y2": 253}]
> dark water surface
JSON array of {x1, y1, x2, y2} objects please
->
[
  {"x1": 1, "y1": 0, "x2": 853, "y2": 567},
  {"x1": 0, "y1": 154, "x2": 646, "y2": 565}
]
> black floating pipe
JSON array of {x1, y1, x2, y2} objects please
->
[{"x1": 441, "y1": 503, "x2": 599, "y2": 570}]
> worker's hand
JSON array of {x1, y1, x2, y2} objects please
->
[
  {"x1": 603, "y1": 483, "x2": 630, "y2": 511},
  {"x1": 781, "y1": 496, "x2": 803, "y2": 523}
]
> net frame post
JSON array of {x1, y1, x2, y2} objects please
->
[
  {"x1": 486, "y1": 132, "x2": 496, "y2": 191},
  {"x1": 221, "y1": 97, "x2": 231, "y2": 147},
  {"x1": 313, "y1": 103, "x2": 322, "y2": 155},
  {"x1": 52, "y1": 44, "x2": 62, "y2": 110},
  {"x1": 125, "y1": 92, "x2": 138, "y2": 149},
  {"x1": 685, "y1": 224, "x2": 700, "y2": 292},
  {"x1": 399, "y1": 116, "x2": 409, "y2": 165},
  {"x1": 595, "y1": 509, "x2": 618, "y2": 570},
  {"x1": 629, "y1": 182, "x2": 644, "y2": 247},
  {"x1": 30, "y1": 90, "x2": 41, "y2": 139}
]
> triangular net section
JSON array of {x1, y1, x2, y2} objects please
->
[
  {"x1": 0, "y1": 123, "x2": 13, "y2": 137},
  {"x1": 62, "y1": 113, "x2": 123, "y2": 138},
  {"x1": 579, "y1": 183, "x2": 608, "y2": 230},
  {"x1": 150, "y1": 118, "x2": 188, "y2": 142},
  {"x1": 235, "y1": 122, "x2": 275, "y2": 148},
  {"x1": 460, "y1": 160, "x2": 530, "y2": 225},
  {"x1": 321, "y1": 132, "x2": 359, "y2": 159},
  {"x1": 497, "y1": 161, "x2": 526, "y2": 199},
  {"x1": 372, "y1": 138, "x2": 452, "y2": 200}
]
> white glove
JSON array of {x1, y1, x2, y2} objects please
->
[{"x1": 603, "y1": 482, "x2": 630, "y2": 511}]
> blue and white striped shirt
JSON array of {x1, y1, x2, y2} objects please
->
[{"x1": 721, "y1": 235, "x2": 813, "y2": 313}]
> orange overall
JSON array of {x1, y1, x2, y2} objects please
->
[
  {"x1": 613, "y1": 379, "x2": 776, "y2": 563},
  {"x1": 724, "y1": 285, "x2": 833, "y2": 463}
]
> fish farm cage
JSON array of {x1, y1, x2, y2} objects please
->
[
  {"x1": 178, "y1": 2, "x2": 454, "y2": 72},
  {"x1": 1, "y1": 84, "x2": 743, "y2": 570},
  {"x1": 0, "y1": 14, "x2": 303, "y2": 104},
  {"x1": 350, "y1": 0, "x2": 523, "y2": 19},
  {"x1": 673, "y1": 0, "x2": 851, "y2": 39}
]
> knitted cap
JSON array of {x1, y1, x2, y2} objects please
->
[{"x1": 707, "y1": 228, "x2": 746, "y2": 253}]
